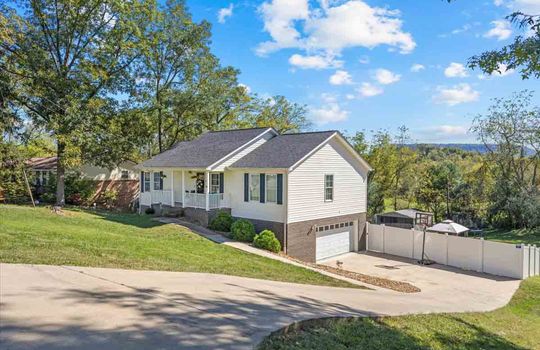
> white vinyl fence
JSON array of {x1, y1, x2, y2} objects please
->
[{"x1": 367, "y1": 223, "x2": 539, "y2": 279}]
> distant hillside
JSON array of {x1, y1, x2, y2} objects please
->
[{"x1": 405, "y1": 143, "x2": 535, "y2": 155}]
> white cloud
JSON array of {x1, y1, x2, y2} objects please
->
[
  {"x1": 238, "y1": 83, "x2": 251, "y2": 93},
  {"x1": 484, "y1": 20, "x2": 512, "y2": 41},
  {"x1": 429, "y1": 125, "x2": 468, "y2": 136},
  {"x1": 374, "y1": 68, "x2": 401, "y2": 84},
  {"x1": 444, "y1": 62, "x2": 469, "y2": 78},
  {"x1": 346, "y1": 93, "x2": 356, "y2": 100},
  {"x1": 310, "y1": 103, "x2": 349, "y2": 125},
  {"x1": 257, "y1": 0, "x2": 416, "y2": 63},
  {"x1": 434, "y1": 83, "x2": 480, "y2": 106},
  {"x1": 329, "y1": 70, "x2": 353, "y2": 85},
  {"x1": 217, "y1": 4, "x2": 234, "y2": 24},
  {"x1": 410, "y1": 64, "x2": 425, "y2": 72},
  {"x1": 321, "y1": 92, "x2": 338, "y2": 103},
  {"x1": 493, "y1": 0, "x2": 504, "y2": 6},
  {"x1": 358, "y1": 82, "x2": 383, "y2": 97},
  {"x1": 478, "y1": 63, "x2": 515, "y2": 79},
  {"x1": 288, "y1": 53, "x2": 343, "y2": 69},
  {"x1": 510, "y1": 0, "x2": 540, "y2": 13}
]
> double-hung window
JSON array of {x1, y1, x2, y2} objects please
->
[
  {"x1": 249, "y1": 174, "x2": 260, "y2": 201},
  {"x1": 324, "y1": 174, "x2": 334, "y2": 201},
  {"x1": 153, "y1": 172, "x2": 162, "y2": 190},
  {"x1": 210, "y1": 173, "x2": 220, "y2": 194},
  {"x1": 144, "y1": 172, "x2": 151, "y2": 192},
  {"x1": 266, "y1": 174, "x2": 277, "y2": 203}
]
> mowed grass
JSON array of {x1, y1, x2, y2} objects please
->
[
  {"x1": 479, "y1": 227, "x2": 540, "y2": 246},
  {"x1": 259, "y1": 276, "x2": 540, "y2": 350},
  {"x1": 0, "y1": 205, "x2": 359, "y2": 288}
]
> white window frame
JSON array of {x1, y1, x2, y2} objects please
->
[
  {"x1": 265, "y1": 174, "x2": 277, "y2": 203},
  {"x1": 153, "y1": 172, "x2": 162, "y2": 191},
  {"x1": 121, "y1": 170, "x2": 129, "y2": 180},
  {"x1": 324, "y1": 174, "x2": 334, "y2": 202},
  {"x1": 210, "y1": 173, "x2": 220, "y2": 194},
  {"x1": 144, "y1": 172, "x2": 151, "y2": 192},
  {"x1": 249, "y1": 174, "x2": 260, "y2": 201}
]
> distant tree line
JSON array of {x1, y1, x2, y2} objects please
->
[
  {"x1": 350, "y1": 91, "x2": 540, "y2": 229},
  {"x1": 0, "y1": 0, "x2": 310, "y2": 206}
]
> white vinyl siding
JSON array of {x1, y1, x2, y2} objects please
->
[
  {"x1": 287, "y1": 137, "x2": 368, "y2": 223},
  {"x1": 228, "y1": 169, "x2": 286, "y2": 222}
]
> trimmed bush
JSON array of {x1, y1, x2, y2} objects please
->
[
  {"x1": 144, "y1": 207, "x2": 155, "y2": 215},
  {"x1": 209, "y1": 211, "x2": 233, "y2": 232},
  {"x1": 231, "y1": 219, "x2": 256, "y2": 242},
  {"x1": 253, "y1": 230, "x2": 281, "y2": 253}
]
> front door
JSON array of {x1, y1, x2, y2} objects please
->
[{"x1": 196, "y1": 173, "x2": 205, "y2": 194}]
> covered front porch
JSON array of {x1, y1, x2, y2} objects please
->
[{"x1": 139, "y1": 169, "x2": 228, "y2": 211}]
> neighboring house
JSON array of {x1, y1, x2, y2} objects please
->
[
  {"x1": 25, "y1": 157, "x2": 139, "y2": 208},
  {"x1": 138, "y1": 127, "x2": 372, "y2": 263},
  {"x1": 428, "y1": 219, "x2": 470, "y2": 236},
  {"x1": 374, "y1": 209, "x2": 434, "y2": 229}
]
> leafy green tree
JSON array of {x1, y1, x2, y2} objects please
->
[
  {"x1": 1, "y1": 0, "x2": 152, "y2": 205},
  {"x1": 245, "y1": 95, "x2": 310, "y2": 133}
]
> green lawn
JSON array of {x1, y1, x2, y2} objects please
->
[
  {"x1": 479, "y1": 228, "x2": 540, "y2": 246},
  {"x1": 0, "y1": 205, "x2": 359, "y2": 289},
  {"x1": 259, "y1": 276, "x2": 540, "y2": 350}
]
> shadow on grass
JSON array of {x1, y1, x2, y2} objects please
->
[
  {"x1": 259, "y1": 315, "x2": 527, "y2": 350},
  {"x1": 2, "y1": 283, "x2": 370, "y2": 350},
  {"x1": 80, "y1": 208, "x2": 165, "y2": 229}
]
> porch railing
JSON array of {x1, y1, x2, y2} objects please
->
[
  {"x1": 184, "y1": 192, "x2": 224, "y2": 209},
  {"x1": 140, "y1": 190, "x2": 172, "y2": 206}
]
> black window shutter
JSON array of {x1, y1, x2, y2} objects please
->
[
  {"x1": 277, "y1": 174, "x2": 283, "y2": 205},
  {"x1": 159, "y1": 171, "x2": 163, "y2": 190},
  {"x1": 140, "y1": 171, "x2": 144, "y2": 192},
  {"x1": 219, "y1": 173, "x2": 224, "y2": 193},
  {"x1": 244, "y1": 173, "x2": 249, "y2": 202},
  {"x1": 260, "y1": 173, "x2": 265, "y2": 203}
]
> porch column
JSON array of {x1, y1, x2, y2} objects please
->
[
  {"x1": 205, "y1": 171, "x2": 210, "y2": 211},
  {"x1": 181, "y1": 170, "x2": 185, "y2": 208},
  {"x1": 170, "y1": 171, "x2": 174, "y2": 206}
]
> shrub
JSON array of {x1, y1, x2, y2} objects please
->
[
  {"x1": 40, "y1": 192, "x2": 56, "y2": 204},
  {"x1": 231, "y1": 219, "x2": 256, "y2": 242},
  {"x1": 99, "y1": 189, "x2": 118, "y2": 208},
  {"x1": 253, "y1": 230, "x2": 281, "y2": 253},
  {"x1": 209, "y1": 211, "x2": 233, "y2": 232},
  {"x1": 145, "y1": 207, "x2": 155, "y2": 215}
]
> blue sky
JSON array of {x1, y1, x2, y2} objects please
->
[{"x1": 186, "y1": 0, "x2": 539, "y2": 143}]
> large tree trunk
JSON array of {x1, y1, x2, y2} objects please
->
[{"x1": 55, "y1": 141, "x2": 66, "y2": 206}]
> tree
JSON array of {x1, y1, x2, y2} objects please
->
[
  {"x1": 245, "y1": 95, "x2": 310, "y2": 133},
  {"x1": 471, "y1": 91, "x2": 540, "y2": 227},
  {"x1": 1, "y1": 0, "x2": 152, "y2": 205},
  {"x1": 135, "y1": 0, "x2": 213, "y2": 153}
]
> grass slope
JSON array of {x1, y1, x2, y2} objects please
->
[
  {"x1": 259, "y1": 276, "x2": 540, "y2": 350},
  {"x1": 0, "y1": 205, "x2": 358, "y2": 288},
  {"x1": 480, "y1": 228, "x2": 540, "y2": 246}
]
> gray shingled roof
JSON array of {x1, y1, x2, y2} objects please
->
[
  {"x1": 141, "y1": 128, "x2": 273, "y2": 168},
  {"x1": 230, "y1": 131, "x2": 337, "y2": 169},
  {"x1": 379, "y1": 209, "x2": 431, "y2": 219}
]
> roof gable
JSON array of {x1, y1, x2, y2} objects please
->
[{"x1": 141, "y1": 128, "x2": 275, "y2": 169}]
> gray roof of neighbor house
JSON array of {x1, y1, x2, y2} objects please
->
[
  {"x1": 25, "y1": 157, "x2": 58, "y2": 170},
  {"x1": 141, "y1": 128, "x2": 275, "y2": 168},
  {"x1": 230, "y1": 131, "x2": 337, "y2": 169},
  {"x1": 378, "y1": 209, "x2": 432, "y2": 219}
]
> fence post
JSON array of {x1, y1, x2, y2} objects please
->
[
  {"x1": 480, "y1": 237, "x2": 484, "y2": 273},
  {"x1": 411, "y1": 228, "x2": 415, "y2": 259},
  {"x1": 366, "y1": 222, "x2": 369, "y2": 252},
  {"x1": 445, "y1": 233, "x2": 449, "y2": 265},
  {"x1": 382, "y1": 224, "x2": 386, "y2": 254}
]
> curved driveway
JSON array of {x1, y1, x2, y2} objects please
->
[{"x1": 0, "y1": 263, "x2": 520, "y2": 349}]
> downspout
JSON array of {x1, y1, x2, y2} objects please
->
[{"x1": 284, "y1": 171, "x2": 289, "y2": 255}]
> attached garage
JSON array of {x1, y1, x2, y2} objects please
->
[{"x1": 315, "y1": 221, "x2": 356, "y2": 261}]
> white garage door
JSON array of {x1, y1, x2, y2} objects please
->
[{"x1": 316, "y1": 223, "x2": 354, "y2": 261}]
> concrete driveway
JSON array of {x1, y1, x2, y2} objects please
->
[
  {"x1": 0, "y1": 263, "x2": 521, "y2": 350},
  {"x1": 321, "y1": 251, "x2": 521, "y2": 306}
]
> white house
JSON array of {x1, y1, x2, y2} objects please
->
[{"x1": 138, "y1": 127, "x2": 372, "y2": 263}]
